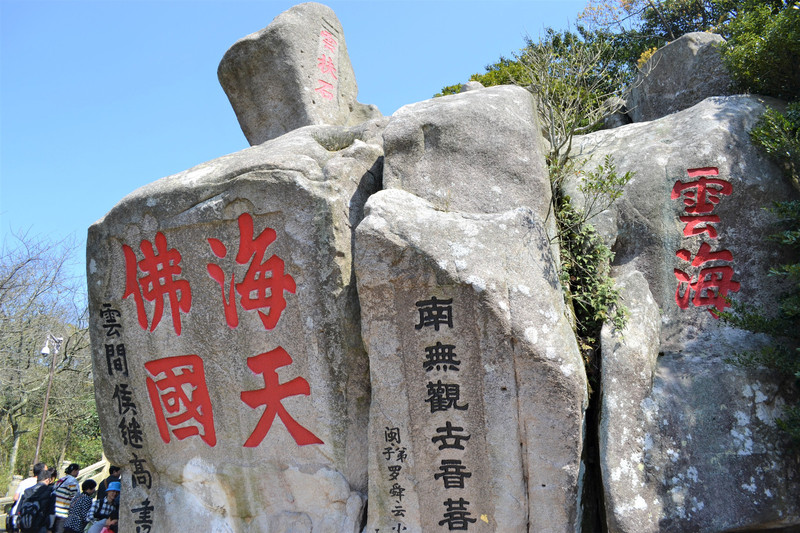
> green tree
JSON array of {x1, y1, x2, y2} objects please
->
[
  {"x1": 0, "y1": 233, "x2": 98, "y2": 486},
  {"x1": 438, "y1": 27, "x2": 633, "y2": 364},
  {"x1": 720, "y1": 1, "x2": 800, "y2": 101}
]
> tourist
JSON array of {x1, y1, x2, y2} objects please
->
[
  {"x1": 62, "y1": 479, "x2": 96, "y2": 533},
  {"x1": 85, "y1": 481, "x2": 120, "y2": 533},
  {"x1": 53, "y1": 463, "x2": 80, "y2": 533},
  {"x1": 8, "y1": 463, "x2": 46, "y2": 533},
  {"x1": 16, "y1": 467, "x2": 57, "y2": 533},
  {"x1": 94, "y1": 466, "x2": 120, "y2": 503}
]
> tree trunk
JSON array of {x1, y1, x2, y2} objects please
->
[
  {"x1": 8, "y1": 429, "x2": 23, "y2": 479},
  {"x1": 57, "y1": 423, "x2": 73, "y2": 472}
]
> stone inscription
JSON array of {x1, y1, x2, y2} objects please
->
[
  {"x1": 672, "y1": 166, "x2": 740, "y2": 317},
  {"x1": 415, "y1": 296, "x2": 477, "y2": 531},
  {"x1": 114, "y1": 212, "x2": 321, "y2": 449},
  {"x1": 98, "y1": 302, "x2": 156, "y2": 532},
  {"x1": 375, "y1": 295, "x2": 482, "y2": 532},
  {"x1": 314, "y1": 22, "x2": 339, "y2": 102}
]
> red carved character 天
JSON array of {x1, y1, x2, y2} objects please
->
[
  {"x1": 674, "y1": 242, "x2": 740, "y2": 317},
  {"x1": 207, "y1": 213, "x2": 296, "y2": 330},
  {"x1": 144, "y1": 354, "x2": 216, "y2": 446},
  {"x1": 123, "y1": 232, "x2": 192, "y2": 335},
  {"x1": 240, "y1": 347, "x2": 323, "y2": 447}
]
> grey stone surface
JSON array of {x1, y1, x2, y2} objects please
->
[
  {"x1": 569, "y1": 95, "x2": 800, "y2": 531},
  {"x1": 87, "y1": 120, "x2": 385, "y2": 533},
  {"x1": 383, "y1": 85, "x2": 551, "y2": 217},
  {"x1": 459, "y1": 81, "x2": 485, "y2": 92},
  {"x1": 627, "y1": 32, "x2": 732, "y2": 123},
  {"x1": 601, "y1": 270, "x2": 800, "y2": 532},
  {"x1": 355, "y1": 189, "x2": 588, "y2": 533},
  {"x1": 218, "y1": 2, "x2": 380, "y2": 146},
  {"x1": 602, "y1": 96, "x2": 631, "y2": 129},
  {"x1": 571, "y1": 95, "x2": 792, "y2": 351}
]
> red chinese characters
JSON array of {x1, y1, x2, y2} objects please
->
[
  {"x1": 315, "y1": 29, "x2": 338, "y2": 101},
  {"x1": 125, "y1": 214, "x2": 321, "y2": 450},
  {"x1": 241, "y1": 347, "x2": 323, "y2": 447},
  {"x1": 144, "y1": 354, "x2": 216, "y2": 446},
  {"x1": 123, "y1": 232, "x2": 192, "y2": 335},
  {"x1": 672, "y1": 167, "x2": 739, "y2": 317},
  {"x1": 675, "y1": 243, "x2": 740, "y2": 317},
  {"x1": 207, "y1": 212, "x2": 296, "y2": 330},
  {"x1": 672, "y1": 167, "x2": 732, "y2": 215}
]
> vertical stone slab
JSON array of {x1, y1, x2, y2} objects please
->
[
  {"x1": 571, "y1": 96, "x2": 800, "y2": 531},
  {"x1": 355, "y1": 190, "x2": 587, "y2": 533},
  {"x1": 218, "y1": 3, "x2": 380, "y2": 146},
  {"x1": 382, "y1": 85, "x2": 551, "y2": 217},
  {"x1": 87, "y1": 124, "x2": 383, "y2": 532}
]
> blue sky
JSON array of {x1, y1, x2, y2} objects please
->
[{"x1": 1, "y1": 0, "x2": 586, "y2": 285}]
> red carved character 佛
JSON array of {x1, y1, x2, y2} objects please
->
[{"x1": 123, "y1": 232, "x2": 192, "y2": 335}]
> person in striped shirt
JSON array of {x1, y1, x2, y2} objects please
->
[
  {"x1": 53, "y1": 464, "x2": 80, "y2": 533},
  {"x1": 63, "y1": 480, "x2": 96, "y2": 533}
]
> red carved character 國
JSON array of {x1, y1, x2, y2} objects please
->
[{"x1": 144, "y1": 354, "x2": 216, "y2": 446}]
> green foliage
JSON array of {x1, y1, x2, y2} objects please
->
[
  {"x1": 639, "y1": 0, "x2": 740, "y2": 38},
  {"x1": 720, "y1": 2, "x2": 800, "y2": 101},
  {"x1": 437, "y1": 56, "x2": 532, "y2": 97},
  {"x1": 517, "y1": 28, "x2": 635, "y2": 168},
  {"x1": 1, "y1": 233, "x2": 100, "y2": 480},
  {"x1": 436, "y1": 25, "x2": 633, "y2": 369},
  {"x1": 748, "y1": 103, "x2": 800, "y2": 190},
  {"x1": 437, "y1": 26, "x2": 640, "y2": 130},
  {"x1": 554, "y1": 156, "x2": 631, "y2": 349}
]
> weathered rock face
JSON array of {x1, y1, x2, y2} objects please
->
[
  {"x1": 218, "y1": 2, "x2": 380, "y2": 146},
  {"x1": 355, "y1": 86, "x2": 587, "y2": 532},
  {"x1": 627, "y1": 32, "x2": 733, "y2": 123},
  {"x1": 355, "y1": 190, "x2": 587, "y2": 533},
  {"x1": 383, "y1": 85, "x2": 551, "y2": 217},
  {"x1": 569, "y1": 96, "x2": 800, "y2": 531},
  {"x1": 88, "y1": 2, "x2": 800, "y2": 531},
  {"x1": 86, "y1": 120, "x2": 384, "y2": 532}
]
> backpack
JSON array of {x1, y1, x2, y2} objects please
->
[{"x1": 17, "y1": 485, "x2": 48, "y2": 531}]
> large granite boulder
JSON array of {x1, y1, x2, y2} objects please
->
[
  {"x1": 86, "y1": 120, "x2": 385, "y2": 533},
  {"x1": 382, "y1": 85, "x2": 551, "y2": 217},
  {"x1": 355, "y1": 190, "x2": 587, "y2": 533},
  {"x1": 218, "y1": 2, "x2": 380, "y2": 146},
  {"x1": 355, "y1": 85, "x2": 588, "y2": 532},
  {"x1": 569, "y1": 95, "x2": 800, "y2": 531},
  {"x1": 627, "y1": 32, "x2": 733, "y2": 123}
]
